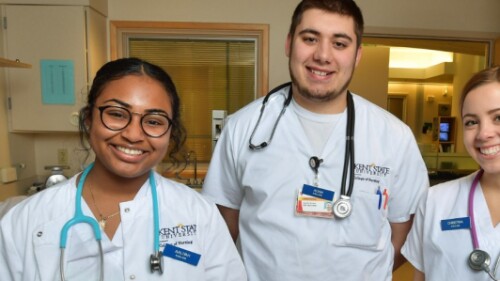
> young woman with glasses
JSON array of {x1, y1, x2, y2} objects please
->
[{"x1": 0, "y1": 58, "x2": 247, "y2": 281}]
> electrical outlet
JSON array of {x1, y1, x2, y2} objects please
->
[{"x1": 57, "y1": 149, "x2": 68, "y2": 166}]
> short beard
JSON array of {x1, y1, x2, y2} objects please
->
[{"x1": 289, "y1": 67, "x2": 351, "y2": 103}]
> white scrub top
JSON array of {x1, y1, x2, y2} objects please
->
[
  {"x1": 0, "y1": 172, "x2": 247, "y2": 281},
  {"x1": 402, "y1": 171, "x2": 500, "y2": 281},
  {"x1": 202, "y1": 85, "x2": 429, "y2": 281}
]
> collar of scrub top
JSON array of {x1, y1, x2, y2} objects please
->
[{"x1": 59, "y1": 162, "x2": 163, "y2": 280}]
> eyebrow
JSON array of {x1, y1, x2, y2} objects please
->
[
  {"x1": 102, "y1": 98, "x2": 170, "y2": 115},
  {"x1": 462, "y1": 108, "x2": 500, "y2": 119},
  {"x1": 298, "y1": 28, "x2": 354, "y2": 42}
]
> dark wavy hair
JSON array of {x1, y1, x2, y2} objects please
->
[
  {"x1": 289, "y1": 0, "x2": 364, "y2": 47},
  {"x1": 460, "y1": 65, "x2": 500, "y2": 115},
  {"x1": 78, "y1": 57, "x2": 186, "y2": 166}
]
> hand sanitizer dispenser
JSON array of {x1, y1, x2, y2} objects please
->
[{"x1": 212, "y1": 110, "x2": 227, "y2": 152}]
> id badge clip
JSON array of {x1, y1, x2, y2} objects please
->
[{"x1": 295, "y1": 184, "x2": 334, "y2": 219}]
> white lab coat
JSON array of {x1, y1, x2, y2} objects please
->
[
  {"x1": 0, "y1": 172, "x2": 247, "y2": 281},
  {"x1": 202, "y1": 85, "x2": 429, "y2": 281},
  {"x1": 402, "y1": 171, "x2": 500, "y2": 281}
]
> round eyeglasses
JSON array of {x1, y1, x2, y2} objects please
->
[{"x1": 97, "y1": 105, "x2": 173, "y2": 138}]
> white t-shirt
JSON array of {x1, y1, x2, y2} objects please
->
[
  {"x1": 0, "y1": 172, "x2": 247, "y2": 281},
  {"x1": 402, "y1": 171, "x2": 500, "y2": 281},
  {"x1": 202, "y1": 85, "x2": 428, "y2": 281}
]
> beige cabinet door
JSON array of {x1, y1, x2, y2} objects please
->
[{"x1": 3, "y1": 5, "x2": 104, "y2": 132}]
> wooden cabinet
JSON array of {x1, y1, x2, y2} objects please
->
[
  {"x1": 432, "y1": 116, "x2": 456, "y2": 152},
  {"x1": 0, "y1": 57, "x2": 31, "y2": 68},
  {"x1": 2, "y1": 4, "x2": 106, "y2": 132}
]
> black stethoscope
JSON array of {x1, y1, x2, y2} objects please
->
[
  {"x1": 468, "y1": 169, "x2": 500, "y2": 280},
  {"x1": 248, "y1": 82, "x2": 356, "y2": 218}
]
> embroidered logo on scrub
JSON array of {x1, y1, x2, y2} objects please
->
[
  {"x1": 160, "y1": 223, "x2": 197, "y2": 247},
  {"x1": 355, "y1": 163, "x2": 390, "y2": 177}
]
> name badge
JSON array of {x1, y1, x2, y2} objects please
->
[
  {"x1": 163, "y1": 244, "x2": 201, "y2": 266},
  {"x1": 295, "y1": 184, "x2": 334, "y2": 219},
  {"x1": 440, "y1": 217, "x2": 471, "y2": 231}
]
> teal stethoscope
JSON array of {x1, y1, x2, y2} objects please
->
[{"x1": 59, "y1": 162, "x2": 163, "y2": 280}]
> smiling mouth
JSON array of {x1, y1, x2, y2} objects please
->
[
  {"x1": 480, "y1": 145, "x2": 500, "y2": 156},
  {"x1": 116, "y1": 145, "x2": 144, "y2": 156},
  {"x1": 309, "y1": 68, "x2": 332, "y2": 77}
]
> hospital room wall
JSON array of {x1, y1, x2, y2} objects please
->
[
  {"x1": 1, "y1": 0, "x2": 499, "y2": 199},
  {"x1": 107, "y1": 0, "x2": 500, "y2": 92}
]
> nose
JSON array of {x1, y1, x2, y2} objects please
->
[
  {"x1": 121, "y1": 114, "x2": 146, "y2": 142},
  {"x1": 477, "y1": 121, "x2": 496, "y2": 141},
  {"x1": 313, "y1": 41, "x2": 332, "y2": 64}
]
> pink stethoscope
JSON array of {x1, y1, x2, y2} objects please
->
[{"x1": 468, "y1": 169, "x2": 500, "y2": 280}]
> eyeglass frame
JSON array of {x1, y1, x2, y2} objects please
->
[{"x1": 96, "y1": 105, "x2": 173, "y2": 138}]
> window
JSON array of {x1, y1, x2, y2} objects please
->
[{"x1": 110, "y1": 21, "x2": 269, "y2": 162}]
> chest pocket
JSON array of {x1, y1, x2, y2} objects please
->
[
  {"x1": 33, "y1": 219, "x2": 101, "y2": 281},
  {"x1": 330, "y1": 190, "x2": 387, "y2": 250}
]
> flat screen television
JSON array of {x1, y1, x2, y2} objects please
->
[
  {"x1": 439, "y1": 122, "x2": 450, "y2": 141},
  {"x1": 439, "y1": 132, "x2": 450, "y2": 141}
]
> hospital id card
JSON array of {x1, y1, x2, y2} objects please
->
[{"x1": 295, "y1": 184, "x2": 334, "y2": 219}]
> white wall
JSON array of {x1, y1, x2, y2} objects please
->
[{"x1": 108, "y1": 0, "x2": 500, "y2": 89}]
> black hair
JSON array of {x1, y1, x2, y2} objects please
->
[{"x1": 78, "y1": 57, "x2": 186, "y2": 166}]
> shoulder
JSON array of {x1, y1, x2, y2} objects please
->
[
  {"x1": 423, "y1": 172, "x2": 476, "y2": 207},
  {"x1": 428, "y1": 172, "x2": 475, "y2": 195},
  {"x1": 352, "y1": 93, "x2": 410, "y2": 131},
  {"x1": 1, "y1": 177, "x2": 76, "y2": 231},
  {"x1": 351, "y1": 93, "x2": 417, "y2": 151},
  {"x1": 226, "y1": 84, "x2": 290, "y2": 126},
  {"x1": 154, "y1": 173, "x2": 216, "y2": 211}
]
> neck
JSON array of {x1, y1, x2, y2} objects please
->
[
  {"x1": 82, "y1": 162, "x2": 150, "y2": 198},
  {"x1": 291, "y1": 85, "x2": 348, "y2": 114},
  {"x1": 479, "y1": 171, "x2": 500, "y2": 226},
  {"x1": 480, "y1": 171, "x2": 500, "y2": 193}
]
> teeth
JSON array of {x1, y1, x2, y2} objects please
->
[
  {"x1": 311, "y1": 69, "x2": 328, "y2": 76},
  {"x1": 480, "y1": 146, "x2": 500, "y2": 155},
  {"x1": 116, "y1": 146, "x2": 143, "y2": 155}
]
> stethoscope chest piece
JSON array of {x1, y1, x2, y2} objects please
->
[
  {"x1": 333, "y1": 195, "x2": 352, "y2": 219},
  {"x1": 469, "y1": 249, "x2": 491, "y2": 271},
  {"x1": 150, "y1": 251, "x2": 164, "y2": 274}
]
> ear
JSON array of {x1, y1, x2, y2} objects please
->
[
  {"x1": 354, "y1": 45, "x2": 362, "y2": 67},
  {"x1": 285, "y1": 34, "x2": 292, "y2": 57}
]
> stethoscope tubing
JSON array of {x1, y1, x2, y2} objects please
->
[
  {"x1": 59, "y1": 162, "x2": 103, "y2": 281},
  {"x1": 59, "y1": 163, "x2": 161, "y2": 280},
  {"x1": 340, "y1": 92, "x2": 355, "y2": 198},
  {"x1": 468, "y1": 169, "x2": 483, "y2": 250},
  {"x1": 468, "y1": 169, "x2": 500, "y2": 280},
  {"x1": 248, "y1": 83, "x2": 356, "y2": 206},
  {"x1": 248, "y1": 82, "x2": 293, "y2": 150}
]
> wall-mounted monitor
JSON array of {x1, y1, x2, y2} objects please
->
[
  {"x1": 440, "y1": 122, "x2": 450, "y2": 133},
  {"x1": 439, "y1": 132, "x2": 450, "y2": 142}
]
